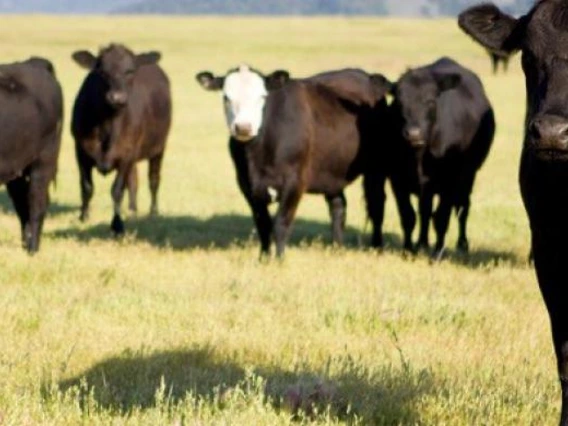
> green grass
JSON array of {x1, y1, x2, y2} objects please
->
[{"x1": 0, "y1": 15, "x2": 555, "y2": 425}]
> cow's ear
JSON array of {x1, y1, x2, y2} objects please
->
[
  {"x1": 370, "y1": 73, "x2": 393, "y2": 98},
  {"x1": 458, "y1": 4, "x2": 524, "y2": 54},
  {"x1": 136, "y1": 51, "x2": 161, "y2": 67},
  {"x1": 434, "y1": 73, "x2": 461, "y2": 93},
  {"x1": 195, "y1": 71, "x2": 224, "y2": 91},
  {"x1": 72, "y1": 50, "x2": 97, "y2": 70},
  {"x1": 265, "y1": 70, "x2": 290, "y2": 90}
]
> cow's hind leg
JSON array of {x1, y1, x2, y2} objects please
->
[
  {"x1": 76, "y1": 147, "x2": 94, "y2": 222},
  {"x1": 456, "y1": 199, "x2": 470, "y2": 253},
  {"x1": 326, "y1": 192, "x2": 347, "y2": 246},
  {"x1": 148, "y1": 154, "x2": 163, "y2": 216},
  {"x1": 110, "y1": 167, "x2": 129, "y2": 235},
  {"x1": 390, "y1": 178, "x2": 416, "y2": 251},
  {"x1": 127, "y1": 165, "x2": 138, "y2": 215},
  {"x1": 6, "y1": 175, "x2": 30, "y2": 249},
  {"x1": 274, "y1": 180, "x2": 303, "y2": 258}
]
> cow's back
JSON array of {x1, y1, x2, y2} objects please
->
[
  {"x1": 0, "y1": 59, "x2": 62, "y2": 183},
  {"x1": 429, "y1": 57, "x2": 494, "y2": 163},
  {"x1": 127, "y1": 64, "x2": 172, "y2": 160}
]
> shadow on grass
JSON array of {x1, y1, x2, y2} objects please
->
[
  {"x1": 0, "y1": 188, "x2": 76, "y2": 216},
  {"x1": 52, "y1": 345, "x2": 434, "y2": 423},
  {"x1": 49, "y1": 212, "x2": 403, "y2": 252}
]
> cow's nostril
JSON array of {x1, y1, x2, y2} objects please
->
[{"x1": 529, "y1": 120, "x2": 542, "y2": 140}]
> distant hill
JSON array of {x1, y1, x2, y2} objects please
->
[
  {"x1": 0, "y1": 0, "x2": 529, "y2": 16},
  {"x1": 113, "y1": 0, "x2": 389, "y2": 15}
]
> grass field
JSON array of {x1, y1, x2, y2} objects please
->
[{"x1": 0, "y1": 15, "x2": 554, "y2": 425}]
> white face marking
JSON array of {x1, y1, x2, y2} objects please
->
[{"x1": 222, "y1": 65, "x2": 267, "y2": 142}]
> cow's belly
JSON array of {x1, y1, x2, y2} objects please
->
[{"x1": 0, "y1": 143, "x2": 38, "y2": 184}]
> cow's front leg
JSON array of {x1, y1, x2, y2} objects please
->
[
  {"x1": 273, "y1": 178, "x2": 303, "y2": 258},
  {"x1": 325, "y1": 192, "x2": 347, "y2": 246},
  {"x1": 417, "y1": 186, "x2": 434, "y2": 251},
  {"x1": 363, "y1": 172, "x2": 386, "y2": 248},
  {"x1": 110, "y1": 165, "x2": 130, "y2": 235},
  {"x1": 6, "y1": 175, "x2": 30, "y2": 250},
  {"x1": 26, "y1": 165, "x2": 50, "y2": 253}
]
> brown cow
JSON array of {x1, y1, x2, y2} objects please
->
[
  {"x1": 71, "y1": 43, "x2": 172, "y2": 234},
  {"x1": 0, "y1": 57, "x2": 63, "y2": 253}
]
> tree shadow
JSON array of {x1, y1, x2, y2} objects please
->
[
  {"x1": 49, "y1": 212, "x2": 403, "y2": 252},
  {"x1": 52, "y1": 345, "x2": 435, "y2": 423},
  {"x1": 0, "y1": 188, "x2": 76, "y2": 216}
]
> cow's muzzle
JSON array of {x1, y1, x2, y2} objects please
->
[
  {"x1": 528, "y1": 114, "x2": 568, "y2": 159},
  {"x1": 403, "y1": 126, "x2": 426, "y2": 148},
  {"x1": 106, "y1": 90, "x2": 128, "y2": 108}
]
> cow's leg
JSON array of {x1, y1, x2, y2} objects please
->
[
  {"x1": 456, "y1": 195, "x2": 471, "y2": 253},
  {"x1": 6, "y1": 175, "x2": 30, "y2": 249},
  {"x1": 110, "y1": 166, "x2": 130, "y2": 235},
  {"x1": 127, "y1": 165, "x2": 138, "y2": 215},
  {"x1": 325, "y1": 192, "x2": 347, "y2": 246},
  {"x1": 25, "y1": 165, "x2": 51, "y2": 253},
  {"x1": 432, "y1": 195, "x2": 453, "y2": 259},
  {"x1": 76, "y1": 147, "x2": 94, "y2": 222},
  {"x1": 417, "y1": 187, "x2": 434, "y2": 251},
  {"x1": 390, "y1": 178, "x2": 416, "y2": 251},
  {"x1": 363, "y1": 173, "x2": 386, "y2": 248},
  {"x1": 533, "y1": 241, "x2": 568, "y2": 426},
  {"x1": 230, "y1": 141, "x2": 272, "y2": 255},
  {"x1": 148, "y1": 154, "x2": 163, "y2": 216},
  {"x1": 273, "y1": 180, "x2": 303, "y2": 258}
]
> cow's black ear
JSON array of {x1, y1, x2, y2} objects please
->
[
  {"x1": 195, "y1": 71, "x2": 224, "y2": 91},
  {"x1": 265, "y1": 70, "x2": 290, "y2": 90},
  {"x1": 72, "y1": 50, "x2": 97, "y2": 70},
  {"x1": 434, "y1": 73, "x2": 461, "y2": 93},
  {"x1": 136, "y1": 51, "x2": 161, "y2": 67},
  {"x1": 370, "y1": 73, "x2": 393, "y2": 98},
  {"x1": 458, "y1": 4, "x2": 523, "y2": 54}
]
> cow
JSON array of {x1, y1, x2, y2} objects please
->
[
  {"x1": 459, "y1": 2, "x2": 568, "y2": 425},
  {"x1": 71, "y1": 43, "x2": 171, "y2": 234},
  {"x1": 387, "y1": 57, "x2": 495, "y2": 259},
  {"x1": 0, "y1": 57, "x2": 63, "y2": 253},
  {"x1": 196, "y1": 65, "x2": 392, "y2": 257}
]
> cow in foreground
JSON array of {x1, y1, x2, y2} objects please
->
[
  {"x1": 71, "y1": 43, "x2": 171, "y2": 234},
  {"x1": 388, "y1": 57, "x2": 495, "y2": 258},
  {"x1": 459, "y1": 2, "x2": 568, "y2": 424},
  {"x1": 0, "y1": 57, "x2": 63, "y2": 253},
  {"x1": 197, "y1": 65, "x2": 392, "y2": 257}
]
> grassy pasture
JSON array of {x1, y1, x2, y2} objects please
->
[{"x1": 0, "y1": 15, "x2": 554, "y2": 425}]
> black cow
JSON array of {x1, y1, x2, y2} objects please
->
[
  {"x1": 0, "y1": 57, "x2": 63, "y2": 253},
  {"x1": 197, "y1": 65, "x2": 392, "y2": 256},
  {"x1": 459, "y1": 2, "x2": 568, "y2": 424},
  {"x1": 71, "y1": 43, "x2": 172, "y2": 234},
  {"x1": 388, "y1": 57, "x2": 495, "y2": 259}
]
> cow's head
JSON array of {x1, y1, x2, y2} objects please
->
[
  {"x1": 72, "y1": 44, "x2": 161, "y2": 109},
  {"x1": 459, "y1": 1, "x2": 568, "y2": 160},
  {"x1": 196, "y1": 64, "x2": 290, "y2": 142},
  {"x1": 390, "y1": 67, "x2": 460, "y2": 149}
]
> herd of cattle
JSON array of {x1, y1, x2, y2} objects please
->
[{"x1": 1, "y1": 1, "x2": 568, "y2": 425}]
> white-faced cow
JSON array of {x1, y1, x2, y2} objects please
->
[
  {"x1": 459, "y1": 2, "x2": 568, "y2": 425},
  {"x1": 71, "y1": 44, "x2": 172, "y2": 234},
  {"x1": 197, "y1": 65, "x2": 392, "y2": 257},
  {"x1": 0, "y1": 57, "x2": 63, "y2": 253},
  {"x1": 388, "y1": 57, "x2": 495, "y2": 259}
]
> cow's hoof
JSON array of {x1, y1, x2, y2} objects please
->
[
  {"x1": 430, "y1": 247, "x2": 446, "y2": 262},
  {"x1": 456, "y1": 239, "x2": 469, "y2": 254},
  {"x1": 111, "y1": 215, "x2": 125, "y2": 235}
]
